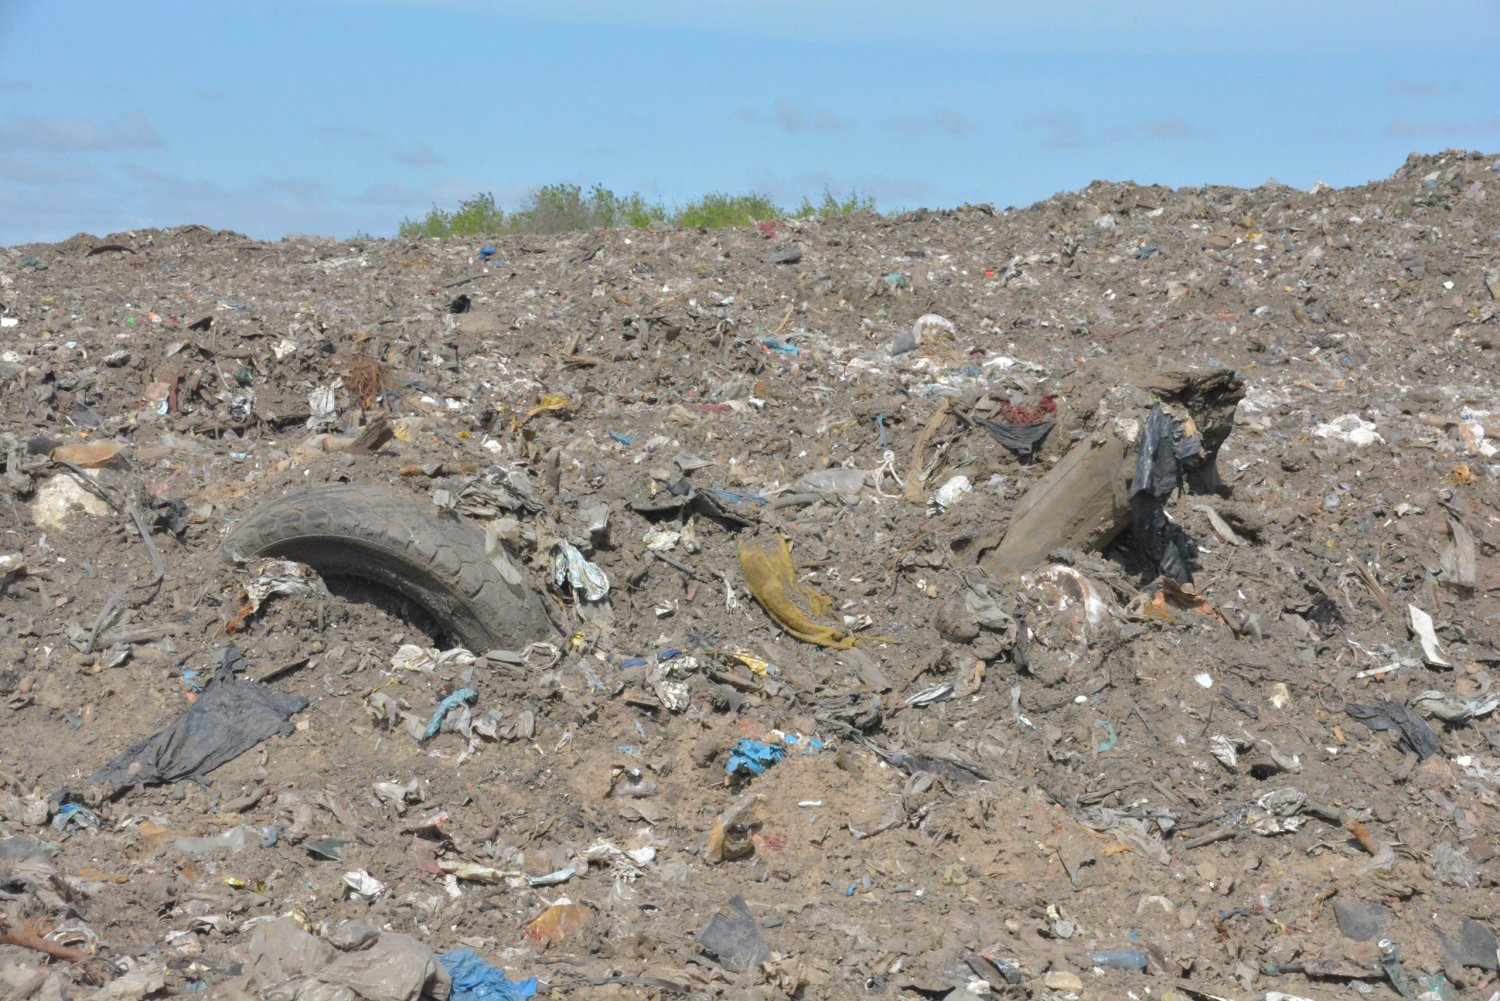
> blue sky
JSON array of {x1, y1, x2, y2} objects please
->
[{"x1": 1, "y1": 0, "x2": 1497, "y2": 245}]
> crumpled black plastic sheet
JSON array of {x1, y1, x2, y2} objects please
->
[
  {"x1": 1128, "y1": 403, "x2": 1203, "y2": 581},
  {"x1": 89, "y1": 648, "x2": 308, "y2": 788},
  {"x1": 697, "y1": 895, "x2": 770, "y2": 973},
  {"x1": 1345, "y1": 700, "x2": 1442, "y2": 760},
  {"x1": 977, "y1": 418, "x2": 1055, "y2": 458}
]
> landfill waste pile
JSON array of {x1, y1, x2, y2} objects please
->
[{"x1": 2, "y1": 148, "x2": 1499, "y2": 1000}]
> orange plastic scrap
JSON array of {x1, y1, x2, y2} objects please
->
[
  {"x1": 222, "y1": 593, "x2": 258, "y2": 635},
  {"x1": 523, "y1": 899, "x2": 591, "y2": 944},
  {"x1": 49, "y1": 441, "x2": 126, "y2": 468},
  {"x1": 1144, "y1": 579, "x2": 1226, "y2": 624},
  {"x1": 738, "y1": 535, "x2": 855, "y2": 649}
]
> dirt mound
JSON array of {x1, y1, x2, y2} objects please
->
[{"x1": 2, "y1": 148, "x2": 1499, "y2": 999}]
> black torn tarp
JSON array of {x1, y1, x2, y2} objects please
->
[
  {"x1": 89, "y1": 648, "x2": 307, "y2": 789},
  {"x1": 1345, "y1": 701, "x2": 1442, "y2": 760},
  {"x1": 1127, "y1": 403, "x2": 1202, "y2": 582},
  {"x1": 631, "y1": 478, "x2": 754, "y2": 528},
  {"x1": 977, "y1": 418, "x2": 1055, "y2": 459},
  {"x1": 1438, "y1": 918, "x2": 1500, "y2": 971},
  {"x1": 1439, "y1": 515, "x2": 1478, "y2": 593},
  {"x1": 697, "y1": 895, "x2": 770, "y2": 974}
]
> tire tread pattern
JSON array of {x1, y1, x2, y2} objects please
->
[{"x1": 222, "y1": 483, "x2": 548, "y2": 652}]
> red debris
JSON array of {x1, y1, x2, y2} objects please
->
[{"x1": 996, "y1": 394, "x2": 1056, "y2": 425}]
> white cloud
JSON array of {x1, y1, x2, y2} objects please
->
[
  {"x1": 1139, "y1": 116, "x2": 1197, "y2": 139},
  {"x1": 740, "y1": 99, "x2": 852, "y2": 134},
  {"x1": 392, "y1": 142, "x2": 444, "y2": 166},
  {"x1": 776, "y1": 98, "x2": 850, "y2": 133},
  {"x1": 0, "y1": 112, "x2": 164, "y2": 152},
  {"x1": 0, "y1": 182, "x2": 119, "y2": 245},
  {"x1": 115, "y1": 164, "x2": 358, "y2": 238},
  {"x1": 1023, "y1": 113, "x2": 1085, "y2": 150},
  {"x1": 1383, "y1": 117, "x2": 1500, "y2": 138},
  {"x1": 883, "y1": 111, "x2": 975, "y2": 136},
  {"x1": 319, "y1": 124, "x2": 385, "y2": 142},
  {"x1": 1103, "y1": 116, "x2": 1207, "y2": 143},
  {"x1": 1386, "y1": 79, "x2": 1457, "y2": 98},
  {"x1": 358, "y1": 183, "x2": 429, "y2": 206},
  {"x1": 0, "y1": 154, "x2": 100, "y2": 186}
]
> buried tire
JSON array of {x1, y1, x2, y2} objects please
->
[{"x1": 222, "y1": 483, "x2": 551, "y2": 652}]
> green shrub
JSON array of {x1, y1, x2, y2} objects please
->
[
  {"x1": 671, "y1": 191, "x2": 782, "y2": 229},
  {"x1": 399, "y1": 184, "x2": 878, "y2": 238},
  {"x1": 449, "y1": 192, "x2": 506, "y2": 235},
  {"x1": 508, "y1": 183, "x2": 667, "y2": 234},
  {"x1": 399, "y1": 192, "x2": 507, "y2": 239},
  {"x1": 794, "y1": 186, "x2": 877, "y2": 219},
  {"x1": 398, "y1": 210, "x2": 448, "y2": 239},
  {"x1": 615, "y1": 191, "x2": 671, "y2": 229}
]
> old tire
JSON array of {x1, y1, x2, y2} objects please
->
[{"x1": 222, "y1": 483, "x2": 550, "y2": 652}]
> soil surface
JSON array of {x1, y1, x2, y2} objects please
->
[{"x1": 3, "y1": 149, "x2": 1500, "y2": 1001}]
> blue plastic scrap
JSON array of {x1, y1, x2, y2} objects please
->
[
  {"x1": 756, "y1": 336, "x2": 803, "y2": 357},
  {"x1": 700, "y1": 486, "x2": 769, "y2": 507},
  {"x1": 476, "y1": 245, "x2": 496, "y2": 262},
  {"x1": 727, "y1": 739, "x2": 786, "y2": 776},
  {"x1": 439, "y1": 948, "x2": 537, "y2": 1001},
  {"x1": 620, "y1": 648, "x2": 684, "y2": 670},
  {"x1": 421, "y1": 688, "x2": 478, "y2": 741},
  {"x1": 607, "y1": 431, "x2": 643, "y2": 446},
  {"x1": 783, "y1": 733, "x2": 825, "y2": 751},
  {"x1": 726, "y1": 733, "x2": 825, "y2": 776},
  {"x1": 51, "y1": 803, "x2": 101, "y2": 832}
]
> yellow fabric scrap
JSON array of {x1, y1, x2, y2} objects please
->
[
  {"x1": 738, "y1": 536, "x2": 855, "y2": 649},
  {"x1": 513, "y1": 394, "x2": 571, "y2": 430},
  {"x1": 729, "y1": 649, "x2": 770, "y2": 676}
]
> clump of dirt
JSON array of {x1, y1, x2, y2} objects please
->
[{"x1": 1, "y1": 149, "x2": 1499, "y2": 999}]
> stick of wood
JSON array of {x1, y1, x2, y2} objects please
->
[
  {"x1": 771, "y1": 303, "x2": 795, "y2": 335},
  {"x1": 903, "y1": 399, "x2": 950, "y2": 504},
  {"x1": 646, "y1": 550, "x2": 708, "y2": 582},
  {"x1": 0, "y1": 924, "x2": 90, "y2": 963},
  {"x1": 347, "y1": 416, "x2": 394, "y2": 454}
]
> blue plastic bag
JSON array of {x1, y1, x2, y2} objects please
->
[
  {"x1": 421, "y1": 688, "x2": 477, "y2": 741},
  {"x1": 440, "y1": 948, "x2": 537, "y2": 1001},
  {"x1": 726, "y1": 738, "x2": 786, "y2": 776}
]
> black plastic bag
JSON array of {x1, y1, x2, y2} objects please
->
[{"x1": 89, "y1": 648, "x2": 307, "y2": 788}]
